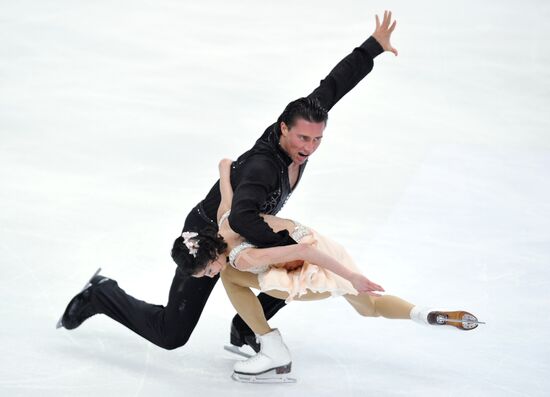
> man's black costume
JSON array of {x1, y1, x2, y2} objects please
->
[{"x1": 70, "y1": 36, "x2": 384, "y2": 350}]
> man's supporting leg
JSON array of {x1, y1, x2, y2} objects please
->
[
  {"x1": 230, "y1": 293, "x2": 286, "y2": 343},
  {"x1": 91, "y1": 268, "x2": 219, "y2": 350}
]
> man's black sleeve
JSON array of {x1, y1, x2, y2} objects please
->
[
  {"x1": 308, "y1": 36, "x2": 384, "y2": 111},
  {"x1": 228, "y1": 157, "x2": 296, "y2": 248}
]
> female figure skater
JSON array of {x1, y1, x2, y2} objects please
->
[{"x1": 170, "y1": 159, "x2": 482, "y2": 382}]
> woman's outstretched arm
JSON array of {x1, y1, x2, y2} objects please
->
[{"x1": 235, "y1": 244, "x2": 384, "y2": 296}]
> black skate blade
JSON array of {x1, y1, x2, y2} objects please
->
[
  {"x1": 224, "y1": 345, "x2": 253, "y2": 358},
  {"x1": 56, "y1": 268, "x2": 102, "y2": 329}
]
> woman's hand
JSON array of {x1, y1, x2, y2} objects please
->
[
  {"x1": 218, "y1": 158, "x2": 233, "y2": 173},
  {"x1": 217, "y1": 158, "x2": 235, "y2": 220},
  {"x1": 372, "y1": 10, "x2": 398, "y2": 56},
  {"x1": 349, "y1": 273, "x2": 385, "y2": 296}
]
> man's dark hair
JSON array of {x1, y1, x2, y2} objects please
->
[{"x1": 276, "y1": 97, "x2": 328, "y2": 129}]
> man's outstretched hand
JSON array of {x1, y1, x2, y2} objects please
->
[{"x1": 372, "y1": 10, "x2": 398, "y2": 56}]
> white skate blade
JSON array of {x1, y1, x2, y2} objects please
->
[
  {"x1": 445, "y1": 318, "x2": 485, "y2": 325},
  {"x1": 224, "y1": 345, "x2": 253, "y2": 358},
  {"x1": 232, "y1": 369, "x2": 297, "y2": 384},
  {"x1": 56, "y1": 268, "x2": 102, "y2": 329}
]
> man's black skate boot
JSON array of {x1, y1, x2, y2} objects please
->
[
  {"x1": 230, "y1": 322, "x2": 260, "y2": 352},
  {"x1": 57, "y1": 268, "x2": 112, "y2": 330}
]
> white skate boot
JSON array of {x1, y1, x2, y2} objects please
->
[
  {"x1": 410, "y1": 307, "x2": 484, "y2": 330},
  {"x1": 232, "y1": 329, "x2": 296, "y2": 383}
]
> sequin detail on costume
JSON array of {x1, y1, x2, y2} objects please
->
[
  {"x1": 219, "y1": 210, "x2": 230, "y2": 228},
  {"x1": 229, "y1": 242, "x2": 266, "y2": 272},
  {"x1": 290, "y1": 222, "x2": 311, "y2": 242},
  {"x1": 260, "y1": 188, "x2": 282, "y2": 214}
]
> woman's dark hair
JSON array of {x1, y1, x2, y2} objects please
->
[
  {"x1": 171, "y1": 226, "x2": 228, "y2": 277},
  {"x1": 276, "y1": 97, "x2": 328, "y2": 129}
]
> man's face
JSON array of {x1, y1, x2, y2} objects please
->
[{"x1": 279, "y1": 118, "x2": 325, "y2": 165}]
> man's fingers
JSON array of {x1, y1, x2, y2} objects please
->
[
  {"x1": 375, "y1": 14, "x2": 380, "y2": 30},
  {"x1": 383, "y1": 10, "x2": 391, "y2": 29},
  {"x1": 389, "y1": 20, "x2": 397, "y2": 33}
]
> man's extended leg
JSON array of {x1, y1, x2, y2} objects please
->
[
  {"x1": 59, "y1": 205, "x2": 224, "y2": 349},
  {"x1": 63, "y1": 267, "x2": 219, "y2": 350},
  {"x1": 94, "y1": 268, "x2": 219, "y2": 349}
]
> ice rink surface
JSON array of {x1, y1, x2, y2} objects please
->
[{"x1": 1, "y1": 0, "x2": 549, "y2": 395}]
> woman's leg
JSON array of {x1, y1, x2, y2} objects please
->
[
  {"x1": 344, "y1": 294, "x2": 482, "y2": 330},
  {"x1": 344, "y1": 293, "x2": 414, "y2": 319},
  {"x1": 222, "y1": 267, "x2": 294, "y2": 376},
  {"x1": 221, "y1": 266, "x2": 288, "y2": 335},
  {"x1": 222, "y1": 265, "x2": 415, "y2": 332},
  {"x1": 222, "y1": 266, "x2": 342, "y2": 332}
]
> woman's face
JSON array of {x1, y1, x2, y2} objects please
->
[{"x1": 193, "y1": 256, "x2": 227, "y2": 278}]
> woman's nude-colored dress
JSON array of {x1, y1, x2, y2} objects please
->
[{"x1": 221, "y1": 211, "x2": 360, "y2": 302}]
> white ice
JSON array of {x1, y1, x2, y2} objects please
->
[{"x1": 1, "y1": 0, "x2": 549, "y2": 396}]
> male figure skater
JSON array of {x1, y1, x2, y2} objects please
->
[{"x1": 58, "y1": 11, "x2": 398, "y2": 352}]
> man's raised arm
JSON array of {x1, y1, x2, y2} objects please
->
[{"x1": 308, "y1": 10, "x2": 397, "y2": 111}]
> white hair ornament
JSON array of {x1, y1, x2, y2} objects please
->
[{"x1": 181, "y1": 231, "x2": 199, "y2": 257}]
